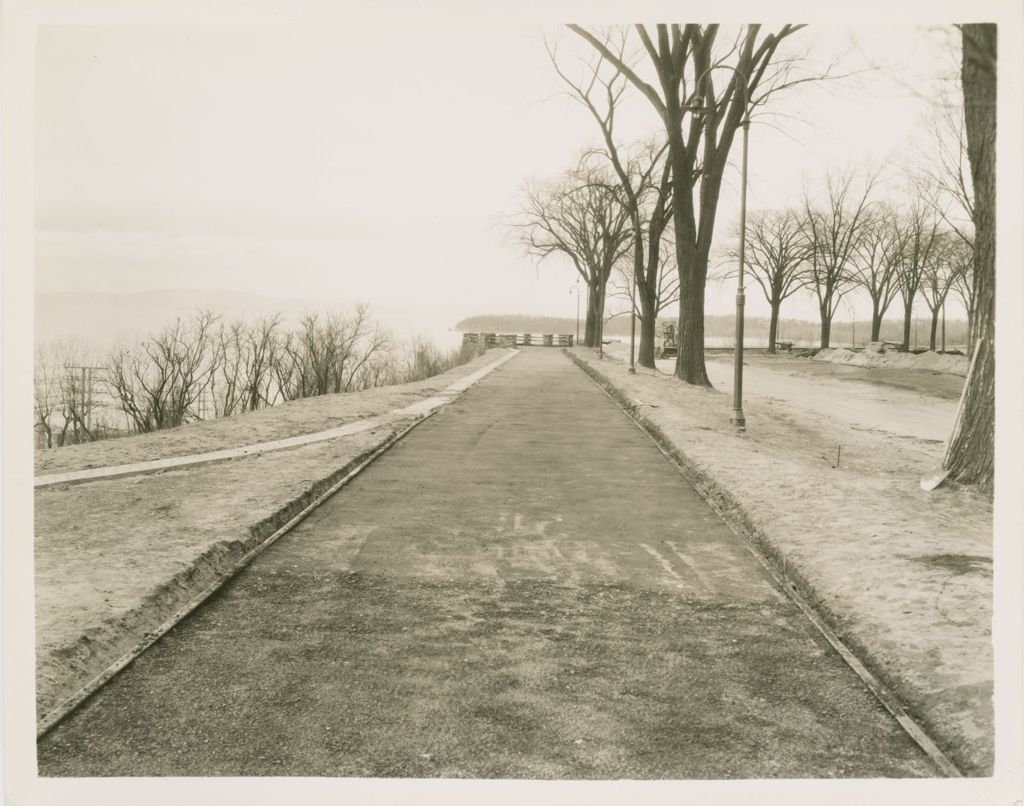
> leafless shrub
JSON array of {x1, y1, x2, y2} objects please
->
[
  {"x1": 272, "y1": 305, "x2": 391, "y2": 401},
  {"x1": 104, "y1": 311, "x2": 220, "y2": 433},
  {"x1": 34, "y1": 339, "x2": 110, "y2": 448},
  {"x1": 210, "y1": 315, "x2": 285, "y2": 417},
  {"x1": 42, "y1": 304, "x2": 476, "y2": 446},
  {"x1": 397, "y1": 338, "x2": 484, "y2": 384}
]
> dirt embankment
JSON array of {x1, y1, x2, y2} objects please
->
[
  {"x1": 35, "y1": 352, "x2": 512, "y2": 477},
  {"x1": 569, "y1": 349, "x2": 992, "y2": 776},
  {"x1": 813, "y1": 347, "x2": 969, "y2": 377},
  {"x1": 34, "y1": 349, "x2": 514, "y2": 726}
]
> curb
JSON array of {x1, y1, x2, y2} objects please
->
[{"x1": 566, "y1": 349, "x2": 969, "y2": 778}]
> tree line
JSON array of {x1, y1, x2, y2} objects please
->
[
  {"x1": 34, "y1": 306, "x2": 483, "y2": 449},
  {"x1": 456, "y1": 313, "x2": 968, "y2": 348},
  {"x1": 719, "y1": 170, "x2": 973, "y2": 354},
  {"x1": 511, "y1": 23, "x2": 995, "y2": 490}
]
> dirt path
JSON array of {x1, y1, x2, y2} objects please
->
[
  {"x1": 38, "y1": 350, "x2": 935, "y2": 778},
  {"x1": 698, "y1": 355, "x2": 958, "y2": 442}
]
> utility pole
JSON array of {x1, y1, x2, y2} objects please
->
[{"x1": 65, "y1": 365, "x2": 103, "y2": 434}]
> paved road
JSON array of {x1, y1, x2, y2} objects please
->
[{"x1": 38, "y1": 350, "x2": 934, "y2": 778}]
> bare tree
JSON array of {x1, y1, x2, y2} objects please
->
[
  {"x1": 211, "y1": 314, "x2": 286, "y2": 417},
  {"x1": 34, "y1": 344, "x2": 60, "y2": 448},
  {"x1": 272, "y1": 306, "x2": 391, "y2": 401},
  {"x1": 722, "y1": 209, "x2": 807, "y2": 353},
  {"x1": 607, "y1": 237, "x2": 681, "y2": 334},
  {"x1": 950, "y1": 238, "x2": 976, "y2": 338},
  {"x1": 853, "y1": 207, "x2": 909, "y2": 343},
  {"x1": 34, "y1": 339, "x2": 109, "y2": 447},
  {"x1": 800, "y1": 169, "x2": 876, "y2": 348},
  {"x1": 945, "y1": 22, "x2": 995, "y2": 490},
  {"x1": 211, "y1": 319, "x2": 247, "y2": 418},
  {"x1": 549, "y1": 35, "x2": 674, "y2": 366},
  {"x1": 918, "y1": 231, "x2": 965, "y2": 351},
  {"x1": 569, "y1": 24, "x2": 817, "y2": 385},
  {"x1": 105, "y1": 311, "x2": 220, "y2": 433},
  {"x1": 513, "y1": 160, "x2": 632, "y2": 347},
  {"x1": 895, "y1": 202, "x2": 942, "y2": 351},
  {"x1": 914, "y1": 96, "x2": 975, "y2": 249}
]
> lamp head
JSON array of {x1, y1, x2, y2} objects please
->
[{"x1": 683, "y1": 94, "x2": 707, "y2": 112}]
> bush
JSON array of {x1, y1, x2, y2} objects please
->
[{"x1": 398, "y1": 338, "x2": 484, "y2": 383}]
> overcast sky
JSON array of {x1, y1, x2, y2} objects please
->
[{"x1": 34, "y1": 20, "x2": 963, "y2": 340}]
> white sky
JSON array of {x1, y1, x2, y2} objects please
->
[{"x1": 34, "y1": 21, "x2": 965, "y2": 336}]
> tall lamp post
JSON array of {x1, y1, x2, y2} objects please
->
[
  {"x1": 628, "y1": 275, "x2": 637, "y2": 373},
  {"x1": 569, "y1": 282, "x2": 580, "y2": 347},
  {"x1": 683, "y1": 67, "x2": 750, "y2": 430},
  {"x1": 843, "y1": 298, "x2": 856, "y2": 348}
]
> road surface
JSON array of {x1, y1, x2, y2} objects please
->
[
  {"x1": 38, "y1": 350, "x2": 934, "y2": 778},
  {"x1": 701, "y1": 354, "x2": 958, "y2": 442}
]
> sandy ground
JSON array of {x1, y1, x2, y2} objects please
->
[
  {"x1": 721, "y1": 350, "x2": 966, "y2": 400},
  {"x1": 814, "y1": 347, "x2": 969, "y2": 377},
  {"x1": 575, "y1": 348, "x2": 992, "y2": 775},
  {"x1": 33, "y1": 349, "x2": 513, "y2": 721},
  {"x1": 701, "y1": 354, "x2": 959, "y2": 442},
  {"x1": 607, "y1": 343, "x2": 962, "y2": 441}
]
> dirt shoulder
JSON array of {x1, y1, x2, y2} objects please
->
[
  {"x1": 709, "y1": 350, "x2": 966, "y2": 401},
  {"x1": 34, "y1": 349, "x2": 515, "y2": 724},
  {"x1": 570, "y1": 349, "x2": 992, "y2": 776}
]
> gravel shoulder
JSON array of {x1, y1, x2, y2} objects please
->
[
  {"x1": 571, "y1": 348, "x2": 993, "y2": 776},
  {"x1": 34, "y1": 349, "x2": 513, "y2": 723}
]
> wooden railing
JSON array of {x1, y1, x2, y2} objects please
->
[{"x1": 462, "y1": 333, "x2": 575, "y2": 348}]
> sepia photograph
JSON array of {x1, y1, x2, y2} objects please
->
[{"x1": 2, "y1": 1, "x2": 1022, "y2": 804}]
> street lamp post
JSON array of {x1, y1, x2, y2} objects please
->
[
  {"x1": 569, "y1": 282, "x2": 580, "y2": 347},
  {"x1": 629, "y1": 276, "x2": 637, "y2": 373},
  {"x1": 684, "y1": 67, "x2": 749, "y2": 430},
  {"x1": 732, "y1": 112, "x2": 750, "y2": 429}
]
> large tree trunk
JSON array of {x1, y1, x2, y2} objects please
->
[
  {"x1": 767, "y1": 300, "x2": 781, "y2": 354},
  {"x1": 870, "y1": 297, "x2": 883, "y2": 342},
  {"x1": 584, "y1": 284, "x2": 600, "y2": 347},
  {"x1": 929, "y1": 309, "x2": 940, "y2": 351},
  {"x1": 901, "y1": 300, "x2": 914, "y2": 351},
  {"x1": 947, "y1": 23, "x2": 995, "y2": 491},
  {"x1": 637, "y1": 291, "x2": 657, "y2": 368},
  {"x1": 674, "y1": 260, "x2": 710, "y2": 384},
  {"x1": 668, "y1": 115, "x2": 712, "y2": 387},
  {"x1": 819, "y1": 306, "x2": 832, "y2": 348}
]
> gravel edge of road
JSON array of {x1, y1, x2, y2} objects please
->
[{"x1": 567, "y1": 350, "x2": 980, "y2": 778}]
